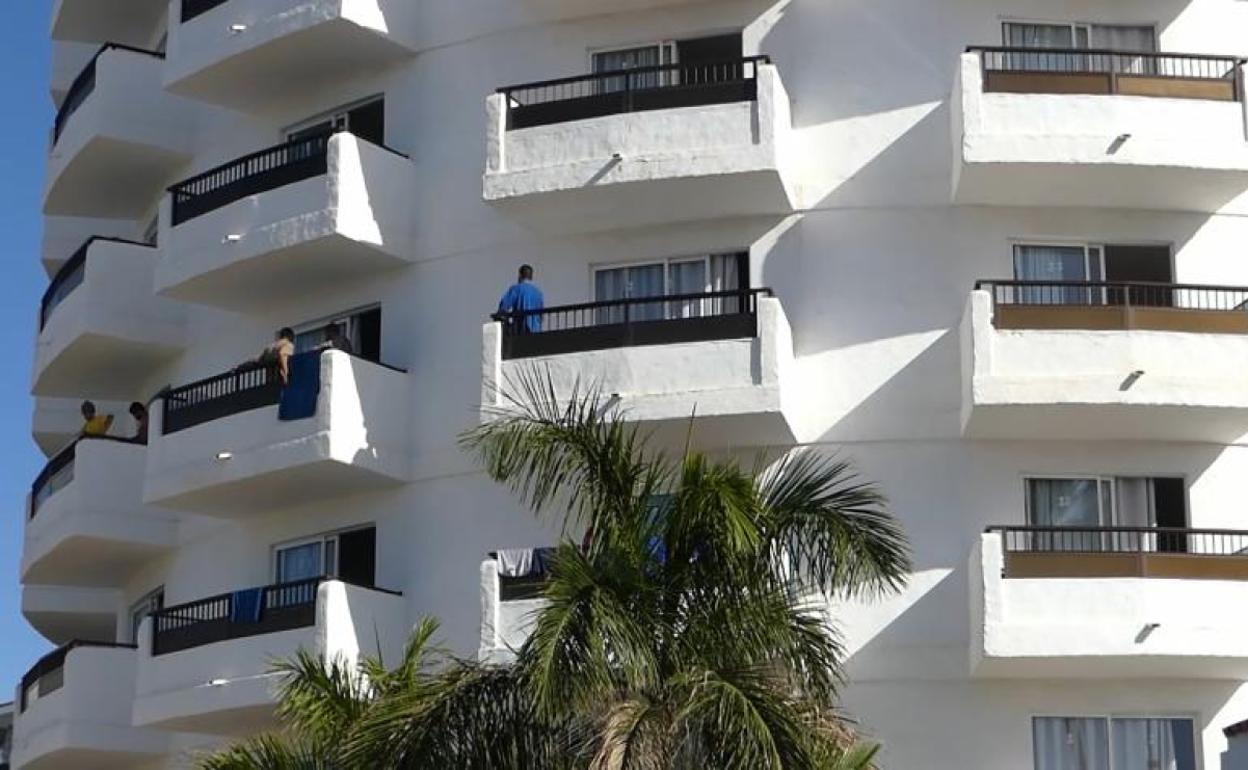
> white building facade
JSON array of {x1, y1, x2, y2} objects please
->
[{"x1": 14, "y1": 0, "x2": 1248, "y2": 767}]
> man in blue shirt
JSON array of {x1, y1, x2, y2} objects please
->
[{"x1": 497, "y1": 264, "x2": 545, "y2": 333}]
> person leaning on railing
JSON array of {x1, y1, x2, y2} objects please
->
[
  {"x1": 238, "y1": 327, "x2": 295, "y2": 385},
  {"x1": 495, "y1": 264, "x2": 545, "y2": 334}
]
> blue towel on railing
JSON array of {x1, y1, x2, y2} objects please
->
[
  {"x1": 278, "y1": 351, "x2": 321, "y2": 421},
  {"x1": 231, "y1": 588, "x2": 265, "y2": 624}
]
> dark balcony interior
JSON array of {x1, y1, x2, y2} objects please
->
[
  {"x1": 499, "y1": 54, "x2": 769, "y2": 130},
  {"x1": 493, "y1": 288, "x2": 769, "y2": 360},
  {"x1": 970, "y1": 46, "x2": 1244, "y2": 101},
  {"x1": 976, "y1": 280, "x2": 1248, "y2": 333},
  {"x1": 989, "y1": 525, "x2": 1248, "y2": 580}
]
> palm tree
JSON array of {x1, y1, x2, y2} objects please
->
[
  {"x1": 447, "y1": 372, "x2": 912, "y2": 768},
  {"x1": 198, "y1": 371, "x2": 909, "y2": 769}
]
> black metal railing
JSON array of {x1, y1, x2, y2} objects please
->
[
  {"x1": 969, "y1": 46, "x2": 1244, "y2": 100},
  {"x1": 493, "y1": 288, "x2": 770, "y2": 360},
  {"x1": 989, "y1": 525, "x2": 1248, "y2": 557},
  {"x1": 181, "y1": 0, "x2": 231, "y2": 22},
  {"x1": 151, "y1": 578, "x2": 321, "y2": 656},
  {"x1": 169, "y1": 131, "x2": 333, "y2": 226},
  {"x1": 162, "y1": 364, "x2": 284, "y2": 435},
  {"x1": 498, "y1": 55, "x2": 771, "y2": 130},
  {"x1": 40, "y1": 237, "x2": 153, "y2": 331},
  {"x1": 975, "y1": 280, "x2": 1248, "y2": 312},
  {"x1": 150, "y1": 578, "x2": 401, "y2": 656},
  {"x1": 19, "y1": 641, "x2": 136, "y2": 712},
  {"x1": 54, "y1": 43, "x2": 166, "y2": 146},
  {"x1": 30, "y1": 443, "x2": 77, "y2": 519}
]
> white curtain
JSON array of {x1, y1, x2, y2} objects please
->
[
  {"x1": 277, "y1": 542, "x2": 323, "y2": 583},
  {"x1": 1027, "y1": 479, "x2": 1109, "y2": 552},
  {"x1": 1034, "y1": 717, "x2": 1110, "y2": 770},
  {"x1": 1114, "y1": 478, "x2": 1154, "y2": 551},
  {"x1": 1090, "y1": 26, "x2": 1157, "y2": 53},
  {"x1": 668, "y1": 259, "x2": 708, "y2": 318},
  {"x1": 1014, "y1": 245, "x2": 1098, "y2": 305},
  {"x1": 595, "y1": 264, "x2": 666, "y2": 322},
  {"x1": 593, "y1": 44, "x2": 673, "y2": 91},
  {"x1": 1111, "y1": 718, "x2": 1194, "y2": 770},
  {"x1": 1005, "y1": 22, "x2": 1076, "y2": 49}
]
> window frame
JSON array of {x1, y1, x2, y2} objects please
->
[
  {"x1": 128, "y1": 585, "x2": 165, "y2": 645},
  {"x1": 1021, "y1": 474, "x2": 1189, "y2": 528},
  {"x1": 1000, "y1": 20, "x2": 1159, "y2": 50},
  {"x1": 271, "y1": 525, "x2": 374, "y2": 584},
  {"x1": 1030, "y1": 713, "x2": 1199, "y2": 770}
]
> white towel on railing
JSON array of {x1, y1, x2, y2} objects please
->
[{"x1": 495, "y1": 548, "x2": 535, "y2": 577}]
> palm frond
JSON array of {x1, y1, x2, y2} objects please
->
[
  {"x1": 758, "y1": 451, "x2": 911, "y2": 598},
  {"x1": 270, "y1": 649, "x2": 369, "y2": 751},
  {"x1": 196, "y1": 733, "x2": 328, "y2": 770}
]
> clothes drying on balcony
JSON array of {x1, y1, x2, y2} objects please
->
[
  {"x1": 278, "y1": 352, "x2": 321, "y2": 421},
  {"x1": 494, "y1": 547, "x2": 555, "y2": 578},
  {"x1": 230, "y1": 587, "x2": 265, "y2": 624}
]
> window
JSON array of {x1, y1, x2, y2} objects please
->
[
  {"x1": 128, "y1": 586, "x2": 165, "y2": 644},
  {"x1": 1025, "y1": 476, "x2": 1187, "y2": 551},
  {"x1": 591, "y1": 33, "x2": 744, "y2": 92},
  {"x1": 1002, "y1": 22, "x2": 1156, "y2": 75},
  {"x1": 1032, "y1": 716, "x2": 1195, "y2": 770},
  {"x1": 593, "y1": 252, "x2": 748, "y2": 322},
  {"x1": 1003, "y1": 22, "x2": 1157, "y2": 52},
  {"x1": 1012, "y1": 243, "x2": 1172, "y2": 306},
  {"x1": 274, "y1": 526, "x2": 376, "y2": 587},
  {"x1": 293, "y1": 305, "x2": 382, "y2": 363},
  {"x1": 285, "y1": 96, "x2": 385, "y2": 147}
]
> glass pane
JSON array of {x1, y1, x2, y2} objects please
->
[
  {"x1": 1005, "y1": 23, "x2": 1076, "y2": 49},
  {"x1": 1111, "y1": 718, "x2": 1196, "y2": 770},
  {"x1": 277, "y1": 542, "x2": 324, "y2": 583},
  {"x1": 1014, "y1": 245, "x2": 1096, "y2": 305},
  {"x1": 1033, "y1": 717, "x2": 1110, "y2": 770},
  {"x1": 1027, "y1": 479, "x2": 1104, "y2": 528}
]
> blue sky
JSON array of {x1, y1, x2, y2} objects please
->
[{"x1": 0, "y1": 3, "x2": 56, "y2": 693}]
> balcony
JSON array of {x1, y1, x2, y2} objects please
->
[
  {"x1": 960, "y1": 282, "x2": 1248, "y2": 442},
  {"x1": 51, "y1": 0, "x2": 168, "y2": 45},
  {"x1": 24, "y1": 438, "x2": 177, "y2": 588},
  {"x1": 971, "y1": 528, "x2": 1248, "y2": 679},
  {"x1": 33, "y1": 237, "x2": 186, "y2": 400},
  {"x1": 157, "y1": 131, "x2": 417, "y2": 311},
  {"x1": 45, "y1": 45, "x2": 196, "y2": 219},
  {"x1": 477, "y1": 550, "x2": 552, "y2": 664},
  {"x1": 165, "y1": 0, "x2": 417, "y2": 111},
  {"x1": 22, "y1": 585, "x2": 121, "y2": 646},
  {"x1": 484, "y1": 57, "x2": 796, "y2": 232},
  {"x1": 12, "y1": 642, "x2": 170, "y2": 770},
  {"x1": 133, "y1": 578, "x2": 405, "y2": 734},
  {"x1": 953, "y1": 48, "x2": 1248, "y2": 213},
  {"x1": 481, "y1": 289, "x2": 796, "y2": 447},
  {"x1": 144, "y1": 350, "x2": 411, "y2": 515}
]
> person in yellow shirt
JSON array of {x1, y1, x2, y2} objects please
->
[{"x1": 80, "y1": 400, "x2": 114, "y2": 438}]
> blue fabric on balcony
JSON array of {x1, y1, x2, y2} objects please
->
[
  {"x1": 231, "y1": 588, "x2": 265, "y2": 624},
  {"x1": 279, "y1": 351, "x2": 321, "y2": 421}
]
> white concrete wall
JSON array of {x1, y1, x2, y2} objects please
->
[
  {"x1": 971, "y1": 533, "x2": 1248, "y2": 680},
  {"x1": 23, "y1": 439, "x2": 178, "y2": 586},
  {"x1": 132, "y1": 581, "x2": 407, "y2": 733},
  {"x1": 961, "y1": 289, "x2": 1248, "y2": 442},
  {"x1": 156, "y1": 133, "x2": 417, "y2": 309},
  {"x1": 484, "y1": 63, "x2": 796, "y2": 229},
  {"x1": 483, "y1": 296, "x2": 794, "y2": 441},
  {"x1": 44, "y1": 46, "x2": 200, "y2": 218},
  {"x1": 11, "y1": 645, "x2": 170, "y2": 767},
  {"x1": 144, "y1": 351, "x2": 411, "y2": 514},
  {"x1": 33, "y1": 240, "x2": 186, "y2": 400},
  {"x1": 30, "y1": 1, "x2": 1248, "y2": 768}
]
